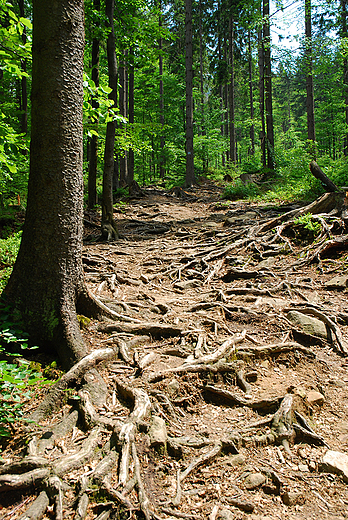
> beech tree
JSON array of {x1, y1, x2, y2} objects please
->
[{"x1": 3, "y1": 0, "x2": 99, "y2": 369}]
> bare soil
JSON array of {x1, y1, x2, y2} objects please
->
[{"x1": 1, "y1": 180, "x2": 348, "y2": 520}]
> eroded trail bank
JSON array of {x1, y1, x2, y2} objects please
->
[{"x1": 2, "y1": 182, "x2": 348, "y2": 520}]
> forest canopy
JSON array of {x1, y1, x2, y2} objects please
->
[{"x1": 0, "y1": 0, "x2": 347, "y2": 209}]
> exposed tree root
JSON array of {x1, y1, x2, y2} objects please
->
[{"x1": 29, "y1": 348, "x2": 117, "y2": 421}]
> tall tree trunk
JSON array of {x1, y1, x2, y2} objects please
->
[
  {"x1": 341, "y1": 0, "x2": 348, "y2": 156},
  {"x1": 258, "y1": 24, "x2": 266, "y2": 167},
  {"x1": 4, "y1": 0, "x2": 94, "y2": 369},
  {"x1": 228, "y1": 17, "x2": 236, "y2": 164},
  {"x1": 185, "y1": 0, "x2": 195, "y2": 186},
  {"x1": 18, "y1": 0, "x2": 27, "y2": 141},
  {"x1": 305, "y1": 0, "x2": 316, "y2": 157},
  {"x1": 127, "y1": 48, "x2": 134, "y2": 184},
  {"x1": 263, "y1": 0, "x2": 275, "y2": 170},
  {"x1": 248, "y1": 30, "x2": 255, "y2": 156},
  {"x1": 159, "y1": 2, "x2": 165, "y2": 180},
  {"x1": 88, "y1": 0, "x2": 100, "y2": 209},
  {"x1": 199, "y1": 0, "x2": 206, "y2": 171},
  {"x1": 119, "y1": 52, "x2": 128, "y2": 185},
  {"x1": 102, "y1": 0, "x2": 118, "y2": 239}
]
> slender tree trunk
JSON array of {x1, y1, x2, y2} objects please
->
[
  {"x1": 127, "y1": 48, "x2": 134, "y2": 184},
  {"x1": 4, "y1": 0, "x2": 93, "y2": 368},
  {"x1": 263, "y1": 0, "x2": 275, "y2": 170},
  {"x1": 88, "y1": 0, "x2": 100, "y2": 209},
  {"x1": 199, "y1": 0, "x2": 206, "y2": 171},
  {"x1": 228, "y1": 17, "x2": 236, "y2": 164},
  {"x1": 258, "y1": 25, "x2": 266, "y2": 167},
  {"x1": 185, "y1": 0, "x2": 195, "y2": 186},
  {"x1": 305, "y1": 0, "x2": 316, "y2": 157},
  {"x1": 119, "y1": 52, "x2": 128, "y2": 185},
  {"x1": 102, "y1": 0, "x2": 118, "y2": 238},
  {"x1": 341, "y1": 0, "x2": 348, "y2": 156},
  {"x1": 248, "y1": 30, "x2": 255, "y2": 156},
  {"x1": 18, "y1": 0, "x2": 27, "y2": 142},
  {"x1": 159, "y1": 3, "x2": 165, "y2": 180}
]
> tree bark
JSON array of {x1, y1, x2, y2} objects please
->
[
  {"x1": 341, "y1": 0, "x2": 348, "y2": 156},
  {"x1": 185, "y1": 0, "x2": 195, "y2": 187},
  {"x1": 18, "y1": 0, "x2": 27, "y2": 138},
  {"x1": 88, "y1": 0, "x2": 100, "y2": 209},
  {"x1": 4, "y1": 0, "x2": 92, "y2": 369},
  {"x1": 127, "y1": 48, "x2": 135, "y2": 185},
  {"x1": 228, "y1": 16, "x2": 236, "y2": 164},
  {"x1": 159, "y1": 2, "x2": 165, "y2": 180},
  {"x1": 258, "y1": 22, "x2": 266, "y2": 167},
  {"x1": 305, "y1": 0, "x2": 316, "y2": 157},
  {"x1": 119, "y1": 51, "x2": 128, "y2": 186},
  {"x1": 263, "y1": 0, "x2": 275, "y2": 170},
  {"x1": 248, "y1": 30, "x2": 255, "y2": 156},
  {"x1": 102, "y1": 0, "x2": 119, "y2": 240}
]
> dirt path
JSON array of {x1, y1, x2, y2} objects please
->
[{"x1": 2, "y1": 181, "x2": 348, "y2": 520}]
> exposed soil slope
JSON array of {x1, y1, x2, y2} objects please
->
[{"x1": 1, "y1": 180, "x2": 348, "y2": 520}]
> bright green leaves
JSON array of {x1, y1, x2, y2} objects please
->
[{"x1": 83, "y1": 72, "x2": 127, "y2": 132}]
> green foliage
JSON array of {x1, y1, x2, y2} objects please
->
[
  {"x1": 223, "y1": 179, "x2": 261, "y2": 200},
  {"x1": 0, "y1": 311, "x2": 46, "y2": 440},
  {"x1": 0, "y1": 230, "x2": 21, "y2": 293},
  {"x1": 293, "y1": 213, "x2": 321, "y2": 235}
]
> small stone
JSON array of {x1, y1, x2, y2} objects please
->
[
  {"x1": 148, "y1": 416, "x2": 167, "y2": 451},
  {"x1": 244, "y1": 472, "x2": 266, "y2": 490},
  {"x1": 320, "y1": 450, "x2": 348, "y2": 482},
  {"x1": 286, "y1": 310, "x2": 329, "y2": 339},
  {"x1": 306, "y1": 390, "x2": 325, "y2": 406},
  {"x1": 166, "y1": 379, "x2": 180, "y2": 397},
  {"x1": 281, "y1": 491, "x2": 305, "y2": 506},
  {"x1": 218, "y1": 508, "x2": 234, "y2": 520},
  {"x1": 228, "y1": 453, "x2": 246, "y2": 466},
  {"x1": 325, "y1": 275, "x2": 348, "y2": 290},
  {"x1": 298, "y1": 464, "x2": 309, "y2": 472},
  {"x1": 309, "y1": 460, "x2": 316, "y2": 471},
  {"x1": 174, "y1": 279, "x2": 201, "y2": 290},
  {"x1": 294, "y1": 386, "x2": 306, "y2": 399},
  {"x1": 260, "y1": 359, "x2": 270, "y2": 369},
  {"x1": 256, "y1": 257, "x2": 276, "y2": 269}
]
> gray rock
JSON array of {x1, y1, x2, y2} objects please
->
[
  {"x1": 218, "y1": 508, "x2": 234, "y2": 520},
  {"x1": 325, "y1": 275, "x2": 348, "y2": 290},
  {"x1": 320, "y1": 450, "x2": 348, "y2": 482},
  {"x1": 228, "y1": 453, "x2": 246, "y2": 467},
  {"x1": 166, "y1": 379, "x2": 180, "y2": 397},
  {"x1": 148, "y1": 416, "x2": 167, "y2": 450},
  {"x1": 286, "y1": 310, "x2": 328, "y2": 339},
  {"x1": 281, "y1": 491, "x2": 305, "y2": 506},
  {"x1": 244, "y1": 472, "x2": 266, "y2": 490},
  {"x1": 256, "y1": 257, "x2": 276, "y2": 269},
  {"x1": 174, "y1": 279, "x2": 201, "y2": 290}
]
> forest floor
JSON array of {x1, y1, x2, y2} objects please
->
[{"x1": 1, "y1": 179, "x2": 348, "y2": 520}]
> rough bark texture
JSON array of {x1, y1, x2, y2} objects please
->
[
  {"x1": 263, "y1": 0, "x2": 275, "y2": 170},
  {"x1": 88, "y1": 0, "x2": 100, "y2": 209},
  {"x1": 341, "y1": 0, "x2": 348, "y2": 156},
  {"x1": 102, "y1": 0, "x2": 119, "y2": 241},
  {"x1": 305, "y1": 0, "x2": 316, "y2": 154},
  {"x1": 228, "y1": 17, "x2": 236, "y2": 164},
  {"x1": 258, "y1": 25, "x2": 266, "y2": 167},
  {"x1": 185, "y1": 0, "x2": 195, "y2": 187},
  {"x1": 3, "y1": 0, "x2": 92, "y2": 369}
]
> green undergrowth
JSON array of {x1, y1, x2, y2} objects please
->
[
  {"x1": 0, "y1": 310, "x2": 48, "y2": 442},
  {"x1": 0, "y1": 233, "x2": 50, "y2": 444},
  {"x1": 0, "y1": 230, "x2": 22, "y2": 294}
]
